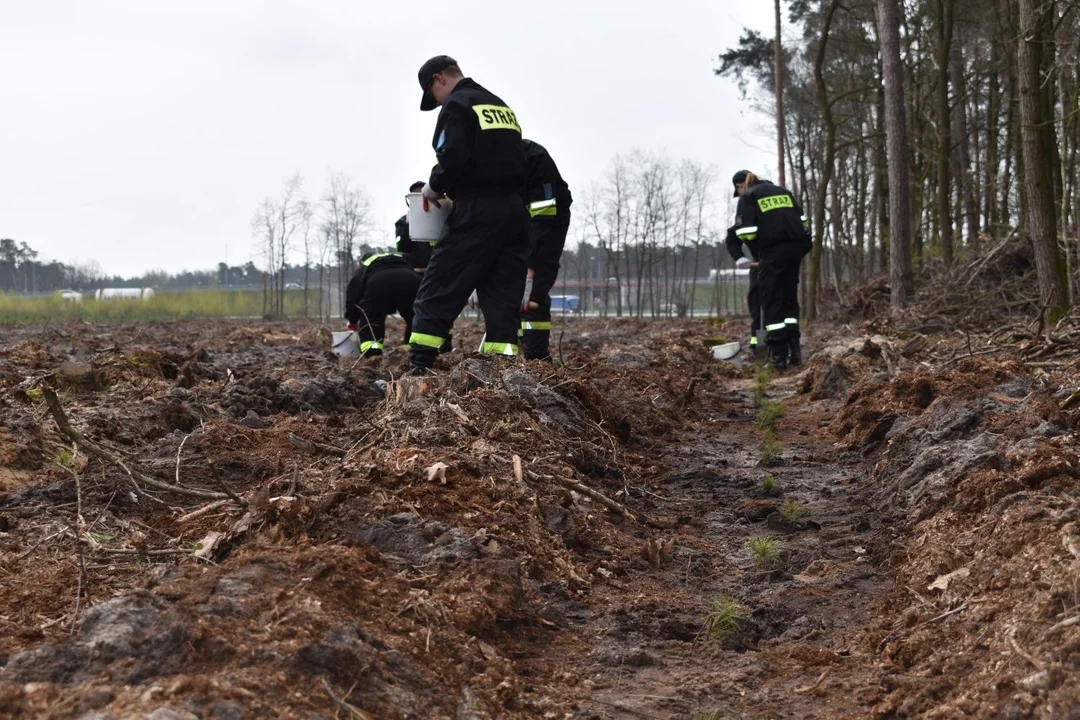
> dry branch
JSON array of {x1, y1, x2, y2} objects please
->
[
  {"x1": 527, "y1": 469, "x2": 638, "y2": 522},
  {"x1": 288, "y1": 433, "x2": 347, "y2": 458},
  {"x1": 43, "y1": 388, "x2": 231, "y2": 503}
]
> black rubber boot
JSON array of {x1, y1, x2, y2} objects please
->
[
  {"x1": 788, "y1": 337, "x2": 802, "y2": 367},
  {"x1": 769, "y1": 347, "x2": 788, "y2": 371}
]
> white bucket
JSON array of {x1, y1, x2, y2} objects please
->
[
  {"x1": 711, "y1": 341, "x2": 742, "y2": 362},
  {"x1": 332, "y1": 331, "x2": 360, "y2": 357},
  {"x1": 406, "y1": 192, "x2": 453, "y2": 241}
]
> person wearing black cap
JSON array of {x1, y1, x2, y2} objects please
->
[
  {"x1": 731, "y1": 170, "x2": 812, "y2": 369},
  {"x1": 407, "y1": 55, "x2": 529, "y2": 371},
  {"x1": 520, "y1": 138, "x2": 572, "y2": 362}
]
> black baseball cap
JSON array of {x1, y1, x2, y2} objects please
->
[
  {"x1": 409, "y1": 180, "x2": 425, "y2": 192},
  {"x1": 732, "y1": 170, "x2": 750, "y2": 197},
  {"x1": 418, "y1": 55, "x2": 458, "y2": 111}
]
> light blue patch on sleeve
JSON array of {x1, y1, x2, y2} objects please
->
[{"x1": 436, "y1": 129, "x2": 446, "y2": 150}]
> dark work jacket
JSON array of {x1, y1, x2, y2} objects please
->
[
  {"x1": 428, "y1": 78, "x2": 527, "y2": 199},
  {"x1": 733, "y1": 180, "x2": 811, "y2": 253},
  {"x1": 522, "y1": 138, "x2": 572, "y2": 215},
  {"x1": 344, "y1": 252, "x2": 413, "y2": 324}
]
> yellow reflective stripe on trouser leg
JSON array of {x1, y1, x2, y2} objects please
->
[
  {"x1": 359, "y1": 340, "x2": 383, "y2": 352},
  {"x1": 765, "y1": 323, "x2": 787, "y2": 332},
  {"x1": 784, "y1": 318, "x2": 798, "y2": 326},
  {"x1": 409, "y1": 332, "x2": 445, "y2": 349},
  {"x1": 521, "y1": 321, "x2": 552, "y2": 331},
  {"x1": 481, "y1": 341, "x2": 519, "y2": 356}
]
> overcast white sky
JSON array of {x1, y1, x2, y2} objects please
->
[{"x1": 0, "y1": 1, "x2": 778, "y2": 277}]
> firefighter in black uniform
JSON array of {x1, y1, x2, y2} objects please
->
[
  {"x1": 731, "y1": 170, "x2": 812, "y2": 369},
  {"x1": 408, "y1": 55, "x2": 529, "y2": 370},
  {"x1": 520, "y1": 138, "x2": 572, "y2": 361},
  {"x1": 724, "y1": 223, "x2": 761, "y2": 354},
  {"x1": 344, "y1": 251, "x2": 422, "y2": 356}
]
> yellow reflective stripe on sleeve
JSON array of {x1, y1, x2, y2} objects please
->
[
  {"x1": 363, "y1": 252, "x2": 403, "y2": 266},
  {"x1": 521, "y1": 321, "x2": 552, "y2": 331},
  {"x1": 765, "y1": 323, "x2": 787, "y2": 332},
  {"x1": 757, "y1": 195, "x2": 794, "y2": 212},
  {"x1": 473, "y1": 104, "x2": 521, "y2": 132},
  {"x1": 409, "y1": 332, "x2": 446, "y2": 349},
  {"x1": 736, "y1": 226, "x2": 758, "y2": 241},
  {"x1": 481, "y1": 341, "x2": 519, "y2": 356},
  {"x1": 528, "y1": 199, "x2": 557, "y2": 218},
  {"x1": 359, "y1": 340, "x2": 383, "y2": 352}
]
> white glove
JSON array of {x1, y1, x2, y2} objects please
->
[
  {"x1": 735, "y1": 256, "x2": 751, "y2": 268},
  {"x1": 422, "y1": 184, "x2": 442, "y2": 206}
]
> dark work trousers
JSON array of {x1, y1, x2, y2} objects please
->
[
  {"x1": 782, "y1": 238, "x2": 812, "y2": 353},
  {"x1": 521, "y1": 211, "x2": 571, "y2": 361},
  {"x1": 757, "y1": 241, "x2": 808, "y2": 360},
  {"x1": 409, "y1": 193, "x2": 529, "y2": 368},
  {"x1": 354, "y1": 267, "x2": 421, "y2": 355},
  {"x1": 747, "y1": 266, "x2": 761, "y2": 348}
]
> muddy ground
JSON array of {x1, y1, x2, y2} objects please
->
[{"x1": 0, "y1": 313, "x2": 1078, "y2": 719}]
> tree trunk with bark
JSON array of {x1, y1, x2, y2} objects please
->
[
  {"x1": 775, "y1": 0, "x2": 787, "y2": 187},
  {"x1": 935, "y1": 0, "x2": 955, "y2": 265},
  {"x1": 1017, "y1": 0, "x2": 1068, "y2": 318},
  {"x1": 876, "y1": 0, "x2": 915, "y2": 308}
]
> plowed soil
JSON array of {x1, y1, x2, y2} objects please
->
[{"x1": 1, "y1": 316, "x2": 1077, "y2": 719}]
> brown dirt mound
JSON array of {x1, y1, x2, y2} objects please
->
[
  {"x1": 818, "y1": 338, "x2": 1080, "y2": 716},
  {"x1": 0, "y1": 318, "x2": 743, "y2": 719}
]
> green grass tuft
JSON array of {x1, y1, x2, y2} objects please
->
[
  {"x1": 761, "y1": 475, "x2": 779, "y2": 496},
  {"x1": 748, "y1": 536, "x2": 783, "y2": 568},
  {"x1": 697, "y1": 592, "x2": 742, "y2": 643},
  {"x1": 756, "y1": 400, "x2": 786, "y2": 431},
  {"x1": 752, "y1": 365, "x2": 772, "y2": 408},
  {"x1": 760, "y1": 428, "x2": 783, "y2": 466},
  {"x1": 780, "y1": 499, "x2": 805, "y2": 522},
  {"x1": 54, "y1": 448, "x2": 75, "y2": 468}
]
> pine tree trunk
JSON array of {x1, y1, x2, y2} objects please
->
[
  {"x1": 774, "y1": 0, "x2": 786, "y2": 188},
  {"x1": 807, "y1": 0, "x2": 843, "y2": 320},
  {"x1": 1017, "y1": 0, "x2": 1068, "y2": 318},
  {"x1": 876, "y1": 0, "x2": 915, "y2": 308},
  {"x1": 935, "y1": 0, "x2": 955, "y2": 266},
  {"x1": 950, "y1": 43, "x2": 980, "y2": 252}
]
